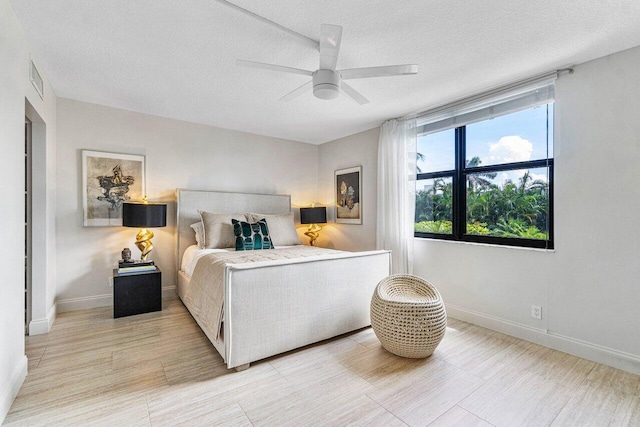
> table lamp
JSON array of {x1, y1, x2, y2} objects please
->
[
  {"x1": 122, "y1": 200, "x2": 167, "y2": 260},
  {"x1": 300, "y1": 206, "x2": 327, "y2": 246}
]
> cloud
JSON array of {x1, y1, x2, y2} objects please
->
[{"x1": 488, "y1": 135, "x2": 533, "y2": 164}]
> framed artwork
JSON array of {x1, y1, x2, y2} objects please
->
[
  {"x1": 335, "y1": 166, "x2": 362, "y2": 224},
  {"x1": 82, "y1": 150, "x2": 145, "y2": 226}
]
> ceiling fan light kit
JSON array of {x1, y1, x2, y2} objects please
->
[
  {"x1": 313, "y1": 69, "x2": 340, "y2": 100},
  {"x1": 237, "y1": 23, "x2": 418, "y2": 104}
]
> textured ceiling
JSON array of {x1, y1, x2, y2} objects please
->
[{"x1": 10, "y1": 0, "x2": 640, "y2": 144}]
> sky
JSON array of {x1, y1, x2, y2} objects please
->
[{"x1": 416, "y1": 103, "x2": 553, "y2": 190}]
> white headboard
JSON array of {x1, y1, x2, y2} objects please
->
[{"x1": 175, "y1": 189, "x2": 292, "y2": 268}]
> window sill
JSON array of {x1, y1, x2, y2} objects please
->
[{"x1": 413, "y1": 237, "x2": 555, "y2": 253}]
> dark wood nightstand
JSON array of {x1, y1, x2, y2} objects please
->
[{"x1": 112, "y1": 267, "x2": 162, "y2": 318}]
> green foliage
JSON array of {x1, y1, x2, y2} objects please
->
[
  {"x1": 466, "y1": 222, "x2": 490, "y2": 235},
  {"x1": 415, "y1": 178, "x2": 453, "y2": 223},
  {"x1": 415, "y1": 166, "x2": 549, "y2": 240},
  {"x1": 414, "y1": 221, "x2": 491, "y2": 235},
  {"x1": 490, "y1": 218, "x2": 547, "y2": 239},
  {"x1": 415, "y1": 220, "x2": 452, "y2": 234}
]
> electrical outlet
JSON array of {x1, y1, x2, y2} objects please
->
[{"x1": 531, "y1": 305, "x2": 542, "y2": 319}]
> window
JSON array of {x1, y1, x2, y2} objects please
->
[{"x1": 415, "y1": 101, "x2": 554, "y2": 249}]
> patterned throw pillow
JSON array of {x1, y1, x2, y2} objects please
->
[{"x1": 232, "y1": 218, "x2": 274, "y2": 251}]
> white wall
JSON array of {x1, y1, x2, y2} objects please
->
[
  {"x1": 55, "y1": 99, "x2": 318, "y2": 310},
  {"x1": 549, "y1": 46, "x2": 640, "y2": 364},
  {"x1": 317, "y1": 127, "x2": 379, "y2": 251},
  {"x1": 0, "y1": 0, "x2": 57, "y2": 422}
]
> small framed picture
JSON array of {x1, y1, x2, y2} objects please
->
[
  {"x1": 82, "y1": 150, "x2": 145, "y2": 227},
  {"x1": 335, "y1": 166, "x2": 362, "y2": 224}
]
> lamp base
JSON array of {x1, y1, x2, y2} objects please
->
[
  {"x1": 135, "y1": 228, "x2": 155, "y2": 261},
  {"x1": 304, "y1": 224, "x2": 322, "y2": 246}
]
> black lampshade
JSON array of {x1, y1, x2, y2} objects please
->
[
  {"x1": 300, "y1": 206, "x2": 327, "y2": 225},
  {"x1": 122, "y1": 202, "x2": 167, "y2": 228}
]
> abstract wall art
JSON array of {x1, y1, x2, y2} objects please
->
[{"x1": 82, "y1": 150, "x2": 145, "y2": 226}]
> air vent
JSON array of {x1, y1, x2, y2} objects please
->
[{"x1": 30, "y1": 59, "x2": 44, "y2": 99}]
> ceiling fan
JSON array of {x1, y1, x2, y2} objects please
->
[{"x1": 237, "y1": 24, "x2": 418, "y2": 105}]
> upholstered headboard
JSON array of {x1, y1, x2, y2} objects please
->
[{"x1": 175, "y1": 189, "x2": 292, "y2": 269}]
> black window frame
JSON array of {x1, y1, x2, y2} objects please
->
[{"x1": 415, "y1": 110, "x2": 554, "y2": 250}]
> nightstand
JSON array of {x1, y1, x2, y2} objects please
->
[{"x1": 112, "y1": 267, "x2": 162, "y2": 318}]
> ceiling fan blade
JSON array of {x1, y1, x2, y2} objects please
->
[
  {"x1": 236, "y1": 59, "x2": 313, "y2": 77},
  {"x1": 319, "y1": 24, "x2": 343, "y2": 70},
  {"x1": 340, "y1": 64, "x2": 418, "y2": 80},
  {"x1": 279, "y1": 80, "x2": 313, "y2": 102},
  {"x1": 341, "y1": 82, "x2": 369, "y2": 105}
]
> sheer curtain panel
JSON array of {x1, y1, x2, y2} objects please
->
[{"x1": 377, "y1": 118, "x2": 417, "y2": 274}]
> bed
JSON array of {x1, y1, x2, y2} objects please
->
[{"x1": 175, "y1": 189, "x2": 391, "y2": 370}]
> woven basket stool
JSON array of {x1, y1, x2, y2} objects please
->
[{"x1": 370, "y1": 274, "x2": 447, "y2": 358}]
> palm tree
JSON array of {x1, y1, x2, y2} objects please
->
[
  {"x1": 465, "y1": 156, "x2": 497, "y2": 190},
  {"x1": 414, "y1": 189, "x2": 431, "y2": 222},
  {"x1": 518, "y1": 171, "x2": 547, "y2": 193},
  {"x1": 515, "y1": 171, "x2": 549, "y2": 228},
  {"x1": 433, "y1": 178, "x2": 453, "y2": 221},
  {"x1": 416, "y1": 152, "x2": 426, "y2": 174}
]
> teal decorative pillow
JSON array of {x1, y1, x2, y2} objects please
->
[{"x1": 232, "y1": 218, "x2": 274, "y2": 251}]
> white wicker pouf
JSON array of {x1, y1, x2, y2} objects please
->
[{"x1": 370, "y1": 274, "x2": 447, "y2": 358}]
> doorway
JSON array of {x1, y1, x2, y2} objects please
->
[{"x1": 24, "y1": 118, "x2": 32, "y2": 334}]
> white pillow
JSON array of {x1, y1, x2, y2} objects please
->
[
  {"x1": 199, "y1": 211, "x2": 248, "y2": 249},
  {"x1": 190, "y1": 222, "x2": 205, "y2": 249},
  {"x1": 248, "y1": 213, "x2": 301, "y2": 246}
]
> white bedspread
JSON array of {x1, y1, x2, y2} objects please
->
[
  {"x1": 181, "y1": 245, "x2": 301, "y2": 277},
  {"x1": 181, "y1": 246, "x2": 232, "y2": 277},
  {"x1": 185, "y1": 246, "x2": 341, "y2": 342}
]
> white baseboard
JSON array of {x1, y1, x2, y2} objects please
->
[
  {"x1": 0, "y1": 355, "x2": 27, "y2": 425},
  {"x1": 57, "y1": 286, "x2": 176, "y2": 313},
  {"x1": 28, "y1": 302, "x2": 57, "y2": 335},
  {"x1": 446, "y1": 304, "x2": 640, "y2": 375},
  {"x1": 57, "y1": 293, "x2": 112, "y2": 313}
]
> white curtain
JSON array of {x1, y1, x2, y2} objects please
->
[{"x1": 376, "y1": 118, "x2": 417, "y2": 275}]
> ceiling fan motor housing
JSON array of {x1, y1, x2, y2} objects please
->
[{"x1": 313, "y1": 69, "x2": 340, "y2": 100}]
